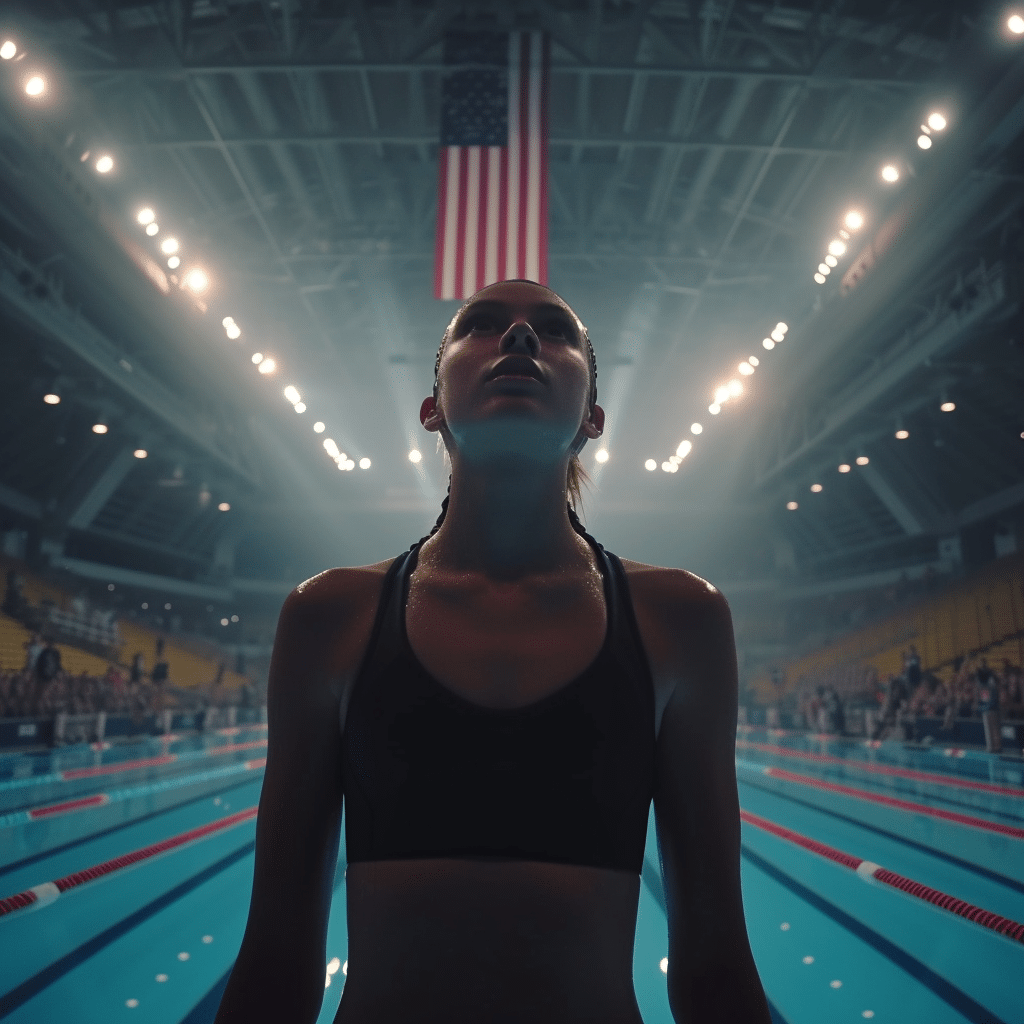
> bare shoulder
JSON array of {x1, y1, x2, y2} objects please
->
[
  {"x1": 617, "y1": 556, "x2": 729, "y2": 617},
  {"x1": 285, "y1": 556, "x2": 397, "y2": 616}
]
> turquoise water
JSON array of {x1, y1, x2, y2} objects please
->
[{"x1": 0, "y1": 726, "x2": 1020, "y2": 1023}]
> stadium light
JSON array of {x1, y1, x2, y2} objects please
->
[
  {"x1": 810, "y1": 483, "x2": 823, "y2": 492},
  {"x1": 844, "y1": 210, "x2": 864, "y2": 230},
  {"x1": 25, "y1": 76, "x2": 45, "y2": 97},
  {"x1": 184, "y1": 268, "x2": 209, "y2": 293},
  {"x1": 258, "y1": 357, "x2": 276, "y2": 375},
  {"x1": 709, "y1": 403, "x2": 721, "y2": 415},
  {"x1": 167, "y1": 256, "x2": 180, "y2": 269},
  {"x1": 1009, "y1": 14, "x2": 1024, "y2": 33},
  {"x1": 748, "y1": 356, "x2": 759, "y2": 367},
  {"x1": 43, "y1": 393, "x2": 60, "y2": 405},
  {"x1": 856, "y1": 456, "x2": 870, "y2": 466},
  {"x1": 161, "y1": 237, "x2": 179, "y2": 254},
  {"x1": 941, "y1": 401, "x2": 956, "y2": 412},
  {"x1": 645, "y1": 459, "x2": 656, "y2": 471},
  {"x1": 763, "y1": 337, "x2": 776, "y2": 349},
  {"x1": 814, "y1": 273, "x2": 826, "y2": 284},
  {"x1": 817, "y1": 263, "x2": 830, "y2": 275},
  {"x1": 146, "y1": 223, "x2": 159, "y2": 236},
  {"x1": 691, "y1": 422, "x2": 703, "y2": 434},
  {"x1": 895, "y1": 429, "x2": 909, "y2": 439},
  {"x1": 927, "y1": 112, "x2": 947, "y2": 131},
  {"x1": 838, "y1": 464, "x2": 851, "y2": 473},
  {"x1": 676, "y1": 440, "x2": 692, "y2": 459},
  {"x1": 134, "y1": 449, "x2": 148, "y2": 459},
  {"x1": 313, "y1": 421, "x2": 325, "y2": 433},
  {"x1": 283, "y1": 385, "x2": 301, "y2": 404},
  {"x1": 137, "y1": 208, "x2": 155, "y2": 225},
  {"x1": 95, "y1": 155, "x2": 114, "y2": 174},
  {"x1": 828, "y1": 240, "x2": 846, "y2": 257},
  {"x1": 294, "y1": 403, "x2": 306, "y2": 413},
  {"x1": 786, "y1": 501, "x2": 799, "y2": 510},
  {"x1": 595, "y1": 449, "x2": 609, "y2": 463},
  {"x1": 739, "y1": 362, "x2": 753, "y2": 375},
  {"x1": 881, "y1": 164, "x2": 899, "y2": 182},
  {"x1": 917, "y1": 134, "x2": 932, "y2": 149},
  {"x1": 409, "y1": 449, "x2": 422, "y2": 463},
  {"x1": 218, "y1": 502, "x2": 231, "y2": 511},
  {"x1": 0, "y1": 40, "x2": 17, "y2": 60},
  {"x1": 92, "y1": 422, "x2": 108, "y2": 434},
  {"x1": 359, "y1": 458, "x2": 371, "y2": 469},
  {"x1": 252, "y1": 353, "x2": 263, "y2": 364},
  {"x1": 825, "y1": 255, "x2": 838, "y2": 267}
]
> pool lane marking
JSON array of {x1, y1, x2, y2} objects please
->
[
  {"x1": 746, "y1": 761, "x2": 1024, "y2": 839},
  {"x1": 0, "y1": 802, "x2": 259, "y2": 919},
  {"x1": 735, "y1": 739, "x2": 1024, "y2": 798},
  {"x1": 0, "y1": 758, "x2": 267, "y2": 829},
  {"x1": 0, "y1": 731, "x2": 267, "y2": 793},
  {"x1": 740, "y1": 808, "x2": 1024, "y2": 944}
]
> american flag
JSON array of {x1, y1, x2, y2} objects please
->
[{"x1": 434, "y1": 30, "x2": 550, "y2": 301}]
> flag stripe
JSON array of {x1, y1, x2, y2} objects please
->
[{"x1": 435, "y1": 31, "x2": 548, "y2": 299}]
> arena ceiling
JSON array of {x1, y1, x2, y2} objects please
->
[{"x1": 0, "y1": 0, "x2": 1021, "y2": 624}]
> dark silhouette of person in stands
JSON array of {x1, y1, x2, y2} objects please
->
[
  {"x1": 213, "y1": 280, "x2": 772, "y2": 1024},
  {"x1": 975, "y1": 658, "x2": 1002, "y2": 754},
  {"x1": 3, "y1": 569, "x2": 28, "y2": 621}
]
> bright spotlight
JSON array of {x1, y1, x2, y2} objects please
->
[
  {"x1": 828, "y1": 240, "x2": 846, "y2": 257},
  {"x1": 185, "y1": 268, "x2": 209, "y2": 293},
  {"x1": 763, "y1": 338, "x2": 776, "y2": 349},
  {"x1": 95, "y1": 155, "x2": 114, "y2": 174},
  {"x1": 881, "y1": 165, "x2": 899, "y2": 182},
  {"x1": 771, "y1": 328, "x2": 786, "y2": 341},
  {"x1": 645, "y1": 459, "x2": 656, "y2": 471},
  {"x1": 727, "y1": 379, "x2": 742, "y2": 397},
  {"x1": 313, "y1": 421, "x2": 325, "y2": 433},
  {"x1": 895, "y1": 429, "x2": 909, "y2": 439},
  {"x1": 221, "y1": 618, "x2": 229, "y2": 627},
  {"x1": 218, "y1": 502, "x2": 231, "y2": 511},
  {"x1": 146, "y1": 223, "x2": 159, "y2": 236},
  {"x1": 844, "y1": 210, "x2": 864, "y2": 230},
  {"x1": 359, "y1": 457, "x2": 371, "y2": 469},
  {"x1": 1010, "y1": 14, "x2": 1024, "y2": 33},
  {"x1": 43, "y1": 393, "x2": 61, "y2": 405},
  {"x1": 676, "y1": 440, "x2": 692, "y2": 459},
  {"x1": 917, "y1": 134, "x2": 932, "y2": 149},
  {"x1": 409, "y1": 449, "x2": 422, "y2": 463},
  {"x1": 748, "y1": 356, "x2": 759, "y2": 367},
  {"x1": 928, "y1": 112, "x2": 946, "y2": 131},
  {"x1": 810, "y1": 483, "x2": 823, "y2": 493},
  {"x1": 160, "y1": 237, "x2": 179, "y2": 254},
  {"x1": 739, "y1": 362, "x2": 753, "y2": 375},
  {"x1": 258, "y1": 358, "x2": 276, "y2": 375},
  {"x1": 775, "y1": 323, "x2": 788, "y2": 334},
  {"x1": 323, "y1": 438, "x2": 340, "y2": 458},
  {"x1": 252, "y1": 352, "x2": 263, "y2": 364},
  {"x1": 0, "y1": 40, "x2": 17, "y2": 60},
  {"x1": 283, "y1": 385, "x2": 301, "y2": 404},
  {"x1": 825, "y1": 255, "x2": 838, "y2": 268},
  {"x1": 814, "y1": 273, "x2": 826, "y2": 284},
  {"x1": 25, "y1": 76, "x2": 45, "y2": 97},
  {"x1": 714, "y1": 386, "x2": 730, "y2": 405},
  {"x1": 134, "y1": 449, "x2": 148, "y2": 459},
  {"x1": 817, "y1": 263, "x2": 831, "y2": 276},
  {"x1": 167, "y1": 256, "x2": 180, "y2": 269},
  {"x1": 595, "y1": 449, "x2": 609, "y2": 463},
  {"x1": 92, "y1": 423, "x2": 108, "y2": 434},
  {"x1": 137, "y1": 208, "x2": 155, "y2": 225},
  {"x1": 838, "y1": 464, "x2": 851, "y2": 473},
  {"x1": 691, "y1": 423, "x2": 703, "y2": 435},
  {"x1": 856, "y1": 456, "x2": 869, "y2": 466},
  {"x1": 661, "y1": 462, "x2": 672, "y2": 472},
  {"x1": 709, "y1": 403, "x2": 721, "y2": 415},
  {"x1": 786, "y1": 501, "x2": 799, "y2": 511},
  {"x1": 294, "y1": 403, "x2": 306, "y2": 414}
]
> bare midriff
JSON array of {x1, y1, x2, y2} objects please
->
[{"x1": 332, "y1": 857, "x2": 646, "y2": 1024}]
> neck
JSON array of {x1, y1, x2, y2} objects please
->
[{"x1": 422, "y1": 460, "x2": 590, "y2": 581}]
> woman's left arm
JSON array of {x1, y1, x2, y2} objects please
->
[{"x1": 651, "y1": 574, "x2": 772, "y2": 1024}]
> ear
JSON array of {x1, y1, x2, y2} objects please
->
[
  {"x1": 586, "y1": 402, "x2": 605, "y2": 437},
  {"x1": 420, "y1": 396, "x2": 443, "y2": 431}
]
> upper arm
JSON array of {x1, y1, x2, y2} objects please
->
[
  {"x1": 651, "y1": 575, "x2": 750, "y2": 978},
  {"x1": 235, "y1": 575, "x2": 352, "y2": 985}
]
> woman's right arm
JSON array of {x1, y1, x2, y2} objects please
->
[{"x1": 214, "y1": 575, "x2": 352, "y2": 1024}]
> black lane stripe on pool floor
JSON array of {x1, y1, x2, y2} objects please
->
[
  {"x1": 741, "y1": 844, "x2": 1009, "y2": 1024},
  {"x1": 738, "y1": 775, "x2": 1024, "y2": 897}
]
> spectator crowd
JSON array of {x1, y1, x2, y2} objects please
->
[{"x1": 782, "y1": 646, "x2": 1024, "y2": 753}]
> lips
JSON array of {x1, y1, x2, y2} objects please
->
[{"x1": 487, "y1": 357, "x2": 543, "y2": 382}]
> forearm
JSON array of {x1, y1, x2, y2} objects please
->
[
  {"x1": 668, "y1": 953, "x2": 772, "y2": 1024},
  {"x1": 213, "y1": 946, "x2": 325, "y2": 1024}
]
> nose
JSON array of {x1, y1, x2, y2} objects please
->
[{"x1": 500, "y1": 320, "x2": 540, "y2": 352}]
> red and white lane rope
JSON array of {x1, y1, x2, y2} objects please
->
[
  {"x1": 736, "y1": 739, "x2": 1024, "y2": 798},
  {"x1": 740, "y1": 809, "x2": 1024, "y2": 944}
]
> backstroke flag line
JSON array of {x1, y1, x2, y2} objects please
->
[{"x1": 434, "y1": 30, "x2": 550, "y2": 300}]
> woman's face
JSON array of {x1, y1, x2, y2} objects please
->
[{"x1": 423, "y1": 280, "x2": 601, "y2": 465}]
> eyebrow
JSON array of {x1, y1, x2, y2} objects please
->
[{"x1": 456, "y1": 300, "x2": 579, "y2": 327}]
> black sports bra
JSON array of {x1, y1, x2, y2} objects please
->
[{"x1": 340, "y1": 530, "x2": 656, "y2": 873}]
